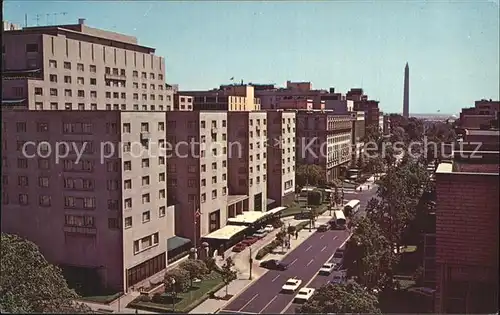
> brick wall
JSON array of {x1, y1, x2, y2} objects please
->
[{"x1": 436, "y1": 173, "x2": 499, "y2": 267}]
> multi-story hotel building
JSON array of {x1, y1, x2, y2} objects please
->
[
  {"x1": 346, "y1": 88, "x2": 381, "y2": 129},
  {"x1": 1, "y1": 110, "x2": 175, "y2": 292},
  {"x1": 227, "y1": 111, "x2": 268, "y2": 212},
  {"x1": 266, "y1": 111, "x2": 296, "y2": 206},
  {"x1": 165, "y1": 111, "x2": 232, "y2": 243},
  {"x1": 296, "y1": 111, "x2": 352, "y2": 181},
  {"x1": 1, "y1": 20, "x2": 176, "y2": 292},
  {"x1": 253, "y1": 81, "x2": 327, "y2": 110},
  {"x1": 181, "y1": 84, "x2": 261, "y2": 111}
]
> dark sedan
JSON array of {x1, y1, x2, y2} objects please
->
[{"x1": 259, "y1": 259, "x2": 288, "y2": 271}]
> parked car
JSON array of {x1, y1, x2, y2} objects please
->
[
  {"x1": 263, "y1": 224, "x2": 275, "y2": 233},
  {"x1": 260, "y1": 259, "x2": 288, "y2": 271},
  {"x1": 256, "y1": 228, "x2": 268, "y2": 235},
  {"x1": 243, "y1": 236, "x2": 258, "y2": 245},
  {"x1": 293, "y1": 287, "x2": 315, "y2": 303},
  {"x1": 330, "y1": 270, "x2": 347, "y2": 284},
  {"x1": 318, "y1": 263, "x2": 335, "y2": 275},
  {"x1": 232, "y1": 242, "x2": 247, "y2": 252},
  {"x1": 332, "y1": 250, "x2": 344, "y2": 265},
  {"x1": 317, "y1": 224, "x2": 328, "y2": 232},
  {"x1": 252, "y1": 232, "x2": 266, "y2": 239},
  {"x1": 281, "y1": 278, "x2": 302, "y2": 293}
]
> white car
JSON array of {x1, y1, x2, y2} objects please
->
[
  {"x1": 293, "y1": 287, "x2": 315, "y2": 303},
  {"x1": 281, "y1": 278, "x2": 302, "y2": 292},
  {"x1": 318, "y1": 263, "x2": 335, "y2": 275},
  {"x1": 263, "y1": 225, "x2": 274, "y2": 233}
]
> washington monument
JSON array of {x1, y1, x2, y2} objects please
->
[{"x1": 403, "y1": 62, "x2": 409, "y2": 118}]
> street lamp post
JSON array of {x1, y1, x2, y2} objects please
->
[
  {"x1": 249, "y1": 247, "x2": 253, "y2": 280},
  {"x1": 171, "y1": 278, "x2": 176, "y2": 312}
]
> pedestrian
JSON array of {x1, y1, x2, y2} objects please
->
[{"x1": 295, "y1": 231, "x2": 298, "y2": 239}]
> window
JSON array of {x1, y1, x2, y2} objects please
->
[
  {"x1": 125, "y1": 216, "x2": 133, "y2": 228},
  {"x1": 124, "y1": 198, "x2": 132, "y2": 209},
  {"x1": 26, "y1": 44, "x2": 38, "y2": 52},
  {"x1": 77, "y1": 63, "x2": 84, "y2": 71},
  {"x1": 158, "y1": 156, "x2": 165, "y2": 165},
  {"x1": 141, "y1": 158, "x2": 150, "y2": 168},
  {"x1": 142, "y1": 193, "x2": 150, "y2": 204},
  {"x1": 49, "y1": 60, "x2": 57, "y2": 68},
  {"x1": 90, "y1": 78, "x2": 97, "y2": 85},
  {"x1": 124, "y1": 179, "x2": 132, "y2": 189},
  {"x1": 142, "y1": 211, "x2": 151, "y2": 223},
  {"x1": 159, "y1": 189, "x2": 165, "y2": 199},
  {"x1": 17, "y1": 158, "x2": 28, "y2": 169},
  {"x1": 212, "y1": 189, "x2": 217, "y2": 199},
  {"x1": 159, "y1": 206, "x2": 166, "y2": 217},
  {"x1": 50, "y1": 88, "x2": 57, "y2": 96},
  {"x1": 50, "y1": 74, "x2": 57, "y2": 83},
  {"x1": 19, "y1": 194, "x2": 29, "y2": 205},
  {"x1": 124, "y1": 161, "x2": 132, "y2": 171},
  {"x1": 63, "y1": 62, "x2": 71, "y2": 69},
  {"x1": 123, "y1": 123, "x2": 131, "y2": 133},
  {"x1": 18, "y1": 176, "x2": 29, "y2": 186},
  {"x1": 89, "y1": 65, "x2": 96, "y2": 72},
  {"x1": 34, "y1": 87, "x2": 43, "y2": 95},
  {"x1": 16, "y1": 122, "x2": 26, "y2": 132},
  {"x1": 142, "y1": 176, "x2": 150, "y2": 186},
  {"x1": 159, "y1": 173, "x2": 165, "y2": 182},
  {"x1": 39, "y1": 195, "x2": 51, "y2": 207}
]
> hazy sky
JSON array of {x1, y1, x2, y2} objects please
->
[{"x1": 4, "y1": 0, "x2": 499, "y2": 114}]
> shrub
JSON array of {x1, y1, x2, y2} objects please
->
[
  {"x1": 163, "y1": 268, "x2": 190, "y2": 293},
  {"x1": 307, "y1": 190, "x2": 323, "y2": 205}
]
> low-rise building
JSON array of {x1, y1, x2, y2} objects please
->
[{"x1": 181, "y1": 84, "x2": 261, "y2": 111}]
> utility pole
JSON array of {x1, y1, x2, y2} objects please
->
[{"x1": 248, "y1": 247, "x2": 253, "y2": 280}]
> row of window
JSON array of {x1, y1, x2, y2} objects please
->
[
  {"x1": 48, "y1": 60, "x2": 164, "y2": 81},
  {"x1": 133, "y1": 232, "x2": 160, "y2": 254},
  {"x1": 123, "y1": 190, "x2": 166, "y2": 209},
  {"x1": 2, "y1": 193, "x2": 50, "y2": 206},
  {"x1": 124, "y1": 206, "x2": 167, "y2": 229}
]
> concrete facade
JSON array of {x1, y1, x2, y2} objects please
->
[
  {"x1": 180, "y1": 85, "x2": 261, "y2": 111},
  {"x1": 227, "y1": 111, "x2": 268, "y2": 212},
  {"x1": 266, "y1": 111, "x2": 296, "y2": 206},
  {"x1": 1, "y1": 110, "x2": 175, "y2": 292}
]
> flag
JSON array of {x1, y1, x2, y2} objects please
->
[
  {"x1": 194, "y1": 209, "x2": 201, "y2": 225},
  {"x1": 229, "y1": 77, "x2": 234, "y2": 81}
]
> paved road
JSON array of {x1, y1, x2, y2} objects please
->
[
  {"x1": 344, "y1": 183, "x2": 379, "y2": 218},
  {"x1": 220, "y1": 229, "x2": 350, "y2": 314}
]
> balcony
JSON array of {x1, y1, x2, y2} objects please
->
[
  {"x1": 104, "y1": 73, "x2": 127, "y2": 81},
  {"x1": 140, "y1": 131, "x2": 151, "y2": 141},
  {"x1": 211, "y1": 127, "x2": 218, "y2": 134}
]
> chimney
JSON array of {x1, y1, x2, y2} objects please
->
[
  {"x1": 329, "y1": 87, "x2": 335, "y2": 94},
  {"x1": 78, "y1": 18, "x2": 86, "y2": 25}
]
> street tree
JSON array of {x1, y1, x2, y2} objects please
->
[
  {"x1": 220, "y1": 257, "x2": 237, "y2": 297},
  {"x1": 179, "y1": 259, "x2": 209, "y2": 287},
  {"x1": 296, "y1": 164, "x2": 325, "y2": 187},
  {"x1": 0, "y1": 233, "x2": 91, "y2": 313},
  {"x1": 343, "y1": 217, "x2": 397, "y2": 290},
  {"x1": 163, "y1": 268, "x2": 190, "y2": 294},
  {"x1": 297, "y1": 282, "x2": 381, "y2": 314}
]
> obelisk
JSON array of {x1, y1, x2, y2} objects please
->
[{"x1": 403, "y1": 62, "x2": 409, "y2": 118}]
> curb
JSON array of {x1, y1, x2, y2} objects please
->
[{"x1": 216, "y1": 226, "x2": 320, "y2": 313}]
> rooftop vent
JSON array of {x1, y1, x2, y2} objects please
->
[{"x1": 78, "y1": 18, "x2": 86, "y2": 25}]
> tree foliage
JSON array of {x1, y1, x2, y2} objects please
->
[
  {"x1": 0, "y1": 233, "x2": 91, "y2": 313},
  {"x1": 297, "y1": 282, "x2": 381, "y2": 314},
  {"x1": 220, "y1": 257, "x2": 237, "y2": 296},
  {"x1": 296, "y1": 164, "x2": 325, "y2": 187},
  {"x1": 344, "y1": 217, "x2": 397, "y2": 290},
  {"x1": 163, "y1": 268, "x2": 190, "y2": 294},
  {"x1": 179, "y1": 259, "x2": 208, "y2": 287}
]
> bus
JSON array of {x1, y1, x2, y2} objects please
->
[
  {"x1": 332, "y1": 210, "x2": 347, "y2": 230},
  {"x1": 344, "y1": 199, "x2": 361, "y2": 216}
]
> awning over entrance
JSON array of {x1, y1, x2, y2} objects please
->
[
  {"x1": 266, "y1": 198, "x2": 276, "y2": 205},
  {"x1": 227, "y1": 211, "x2": 269, "y2": 225},
  {"x1": 267, "y1": 206, "x2": 287, "y2": 215},
  {"x1": 167, "y1": 236, "x2": 191, "y2": 251},
  {"x1": 202, "y1": 225, "x2": 247, "y2": 240},
  {"x1": 227, "y1": 194, "x2": 248, "y2": 206}
]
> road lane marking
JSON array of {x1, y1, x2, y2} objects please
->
[
  {"x1": 272, "y1": 275, "x2": 280, "y2": 282},
  {"x1": 333, "y1": 236, "x2": 338, "y2": 240},
  {"x1": 305, "y1": 245, "x2": 312, "y2": 251},
  {"x1": 321, "y1": 246, "x2": 327, "y2": 252},
  {"x1": 320, "y1": 234, "x2": 325, "y2": 239},
  {"x1": 289, "y1": 258, "x2": 297, "y2": 266},
  {"x1": 280, "y1": 233, "x2": 353, "y2": 314},
  {"x1": 307, "y1": 259, "x2": 314, "y2": 266},
  {"x1": 259, "y1": 295, "x2": 278, "y2": 313},
  {"x1": 238, "y1": 294, "x2": 259, "y2": 312}
]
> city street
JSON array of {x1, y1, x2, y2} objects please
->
[{"x1": 218, "y1": 229, "x2": 350, "y2": 314}]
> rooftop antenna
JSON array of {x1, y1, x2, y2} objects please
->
[
  {"x1": 33, "y1": 14, "x2": 41, "y2": 26},
  {"x1": 53, "y1": 12, "x2": 68, "y2": 25}
]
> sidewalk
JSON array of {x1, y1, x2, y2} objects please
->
[{"x1": 189, "y1": 214, "x2": 335, "y2": 314}]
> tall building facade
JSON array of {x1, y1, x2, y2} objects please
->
[
  {"x1": 296, "y1": 111, "x2": 352, "y2": 182},
  {"x1": 1, "y1": 20, "x2": 176, "y2": 292},
  {"x1": 403, "y1": 62, "x2": 409, "y2": 118},
  {"x1": 266, "y1": 111, "x2": 296, "y2": 206}
]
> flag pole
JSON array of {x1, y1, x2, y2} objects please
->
[{"x1": 193, "y1": 198, "x2": 197, "y2": 259}]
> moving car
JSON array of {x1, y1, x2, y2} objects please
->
[
  {"x1": 252, "y1": 232, "x2": 266, "y2": 239},
  {"x1": 263, "y1": 225, "x2": 275, "y2": 233},
  {"x1": 293, "y1": 287, "x2": 315, "y2": 303},
  {"x1": 281, "y1": 278, "x2": 302, "y2": 293},
  {"x1": 232, "y1": 242, "x2": 247, "y2": 252},
  {"x1": 317, "y1": 224, "x2": 328, "y2": 232},
  {"x1": 260, "y1": 259, "x2": 288, "y2": 271},
  {"x1": 332, "y1": 250, "x2": 344, "y2": 265},
  {"x1": 318, "y1": 263, "x2": 335, "y2": 275}
]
